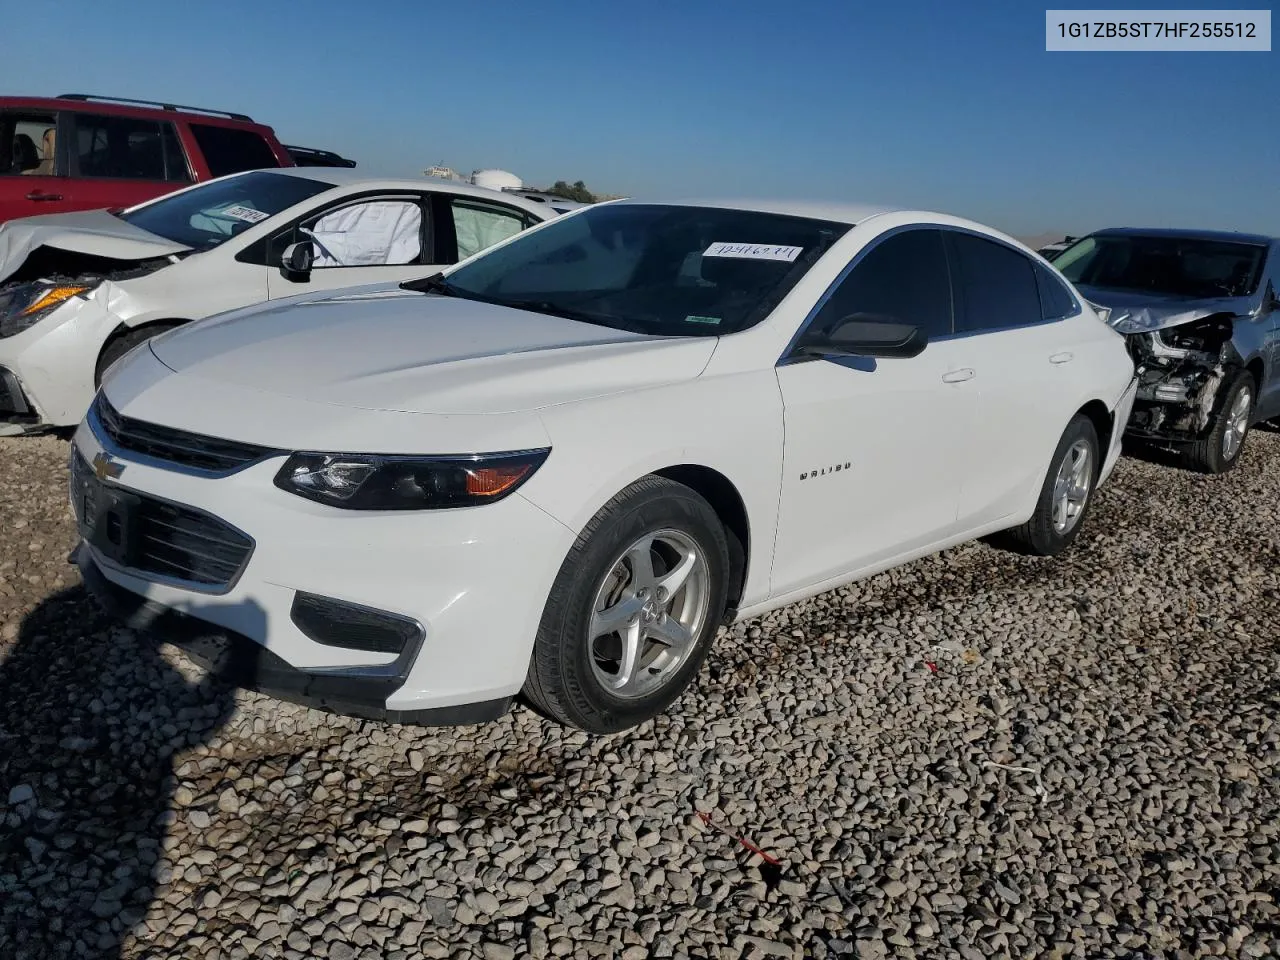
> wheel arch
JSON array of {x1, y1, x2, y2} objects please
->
[
  {"x1": 651, "y1": 464, "x2": 750, "y2": 622},
  {"x1": 1076, "y1": 398, "x2": 1114, "y2": 468},
  {"x1": 96, "y1": 318, "x2": 188, "y2": 378}
]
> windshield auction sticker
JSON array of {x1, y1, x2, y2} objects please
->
[
  {"x1": 704, "y1": 243, "x2": 803, "y2": 262},
  {"x1": 219, "y1": 204, "x2": 271, "y2": 224},
  {"x1": 1046, "y1": 9, "x2": 1271, "y2": 50}
]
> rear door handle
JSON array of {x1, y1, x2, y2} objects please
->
[
  {"x1": 25, "y1": 191, "x2": 63, "y2": 202},
  {"x1": 1049, "y1": 351, "x2": 1074, "y2": 364},
  {"x1": 942, "y1": 368, "x2": 975, "y2": 383}
]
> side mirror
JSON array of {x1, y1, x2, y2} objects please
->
[
  {"x1": 796, "y1": 314, "x2": 928, "y2": 360},
  {"x1": 280, "y1": 239, "x2": 315, "y2": 281}
]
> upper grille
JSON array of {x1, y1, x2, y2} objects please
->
[
  {"x1": 72, "y1": 452, "x2": 254, "y2": 589},
  {"x1": 91, "y1": 393, "x2": 276, "y2": 475}
]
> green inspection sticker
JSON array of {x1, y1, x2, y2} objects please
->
[{"x1": 684, "y1": 315, "x2": 722, "y2": 325}]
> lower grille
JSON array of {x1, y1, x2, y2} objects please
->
[
  {"x1": 72, "y1": 452, "x2": 253, "y2": 590},
  {"x1": 0, "y1": 366, "x2": 32, "y2": 416}
]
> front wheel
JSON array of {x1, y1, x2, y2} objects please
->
[
  {"x1": 1005, "y1": 414, "x2": 1100, "y2": 557},
  {"x1": 1184, "y1": 369, "x2": 1253, "y2": 474},
  {"x1": 522, "y1": 476, "x2": 729, "y2": 734}
]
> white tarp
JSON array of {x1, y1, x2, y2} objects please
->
[
  {"x1": 305, "y1": 201, "x2": 422, "y2": 268},
  {"x1": 453, "y1": 203, "x2": 523, "y2": 260}
]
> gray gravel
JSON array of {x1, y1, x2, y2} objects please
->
[{"x1": 1, "y1": 429, "x2": 1278, "y2": 960}]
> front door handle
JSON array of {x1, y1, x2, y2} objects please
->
[
  {"x1": 942, "y1": 368, "x2": 975, "y2": 383},
  {"x1": 25, "y1": 191, "x2": 63, "y2": 202},
  {"x1": 1049, "y1": 351, "x2": 1074, "y2": 364}
]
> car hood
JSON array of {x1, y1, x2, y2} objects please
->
[
  {"x1": 1078, "y1": 285, "x2": 1250, "y2": 335},
  {"x1": 0, "y1": 209, "x2": 191, "y2": 284},
  {"x1": 147, "y1": 285, "x2": 719, "y2": 415}
]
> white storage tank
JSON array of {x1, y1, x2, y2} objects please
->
[{"x1": 470, "y1": 169, "x2": 522, "y2": 191}]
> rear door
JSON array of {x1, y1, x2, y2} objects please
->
[
  {"x1": 434, "y1": 194, "x2": 543, "y2": 264},
  {"x1": 185, "y1": 122, "x2": 283, "y2": 179},
  {"x1": 0, "y1": 107, "x2": 68, "y2": 221},
  {"x1": 265, "y1": 193, "x2": 437, "y2": 297},
  {"x1": 62, "y1": 111, "x2": 192, "y2": 213},
  {"x1": 942, "y1": 230, "x2": 1085, "y2": 527}
]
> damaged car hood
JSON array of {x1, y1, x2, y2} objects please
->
[
  {"x1": 1079, "y1": 285, "x2": 1248, "y2": 335},
  {"x1": 0, "y1": 210, "x2": 190, "y2": 283},
  {"x1": 147, "y1": 285, "x2": 718, "y2": 416}
]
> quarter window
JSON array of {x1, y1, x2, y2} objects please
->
[
  {"x1": 948, "y1": 232, "x2": 1043, "y2": 334},
  {"x1": 190, "y1": 124, "x2": 279, "y2": 178},
  {"x1": 73, "y1": 113, "x2": 189, "y2": 181},
  {"x1": 809, "y1": 229, "x2": 954, "y2": 341},
  {"x1": 1034, "y1": 262, "x2": 1078, "y2": 321}
]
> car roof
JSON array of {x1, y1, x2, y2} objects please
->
[
  {"x1": 614, "y1": 196, "x2": 905, "y2": 225},
  {"x1": 0, "y1": 94, "x2": 274, "y2": 131},
  {"x1": 246, "y1": 168, "x2": 557, "y2": 217},
  {"x1": 1089, "y1": 226, "x2": 1277, "y2": 246}
]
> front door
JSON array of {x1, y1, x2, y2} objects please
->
[{"x1": 770, "y1": 227, "x2": 969, "y2": 597}]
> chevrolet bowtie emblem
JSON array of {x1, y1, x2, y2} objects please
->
[{"x1": 92, "y1": 451, "x2": 123, "y2": 482}]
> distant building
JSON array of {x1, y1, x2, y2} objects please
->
[{"x1": 424, "y1": 164, "x2": 467, "y2": 182}]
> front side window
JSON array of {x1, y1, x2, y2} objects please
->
[
  {"x1": 304, "y1": 198, "x2": 425, "y2": 267},
  {"x1": 1, "y1": 111, "x2": 57, "y2": 177},
  {"x1": 948, "y1": 232, "x2": 1042, "y2": 334},
  {"x1": 72, "y1": 113, "x2": 188, "y2": 182},
  {"x1": 189, "y1": 124, "x2": 280, "y2": 178},
  {"x1": 1054, "y1": 233, "x2": 1267, "y2": 299},
  {"x1": 808, "y1": 229, "x2": 953, "y2": 342},
  {"x1": 121, "y1": 170, "x2": 332, "y2": 250},
  {"x1": 437, "y1": 203, "x2": 850, "y2": 336},
  {"x1": 450, "y1": 198, "x2": 529, "y2": 261}
]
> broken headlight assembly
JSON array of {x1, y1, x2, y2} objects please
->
[
  {"x1": 273, "y1": 449, "x2": 551, "y2": 510},
  {"x1": 0, "y1": 280, "x2": 100, "y2": 338}
]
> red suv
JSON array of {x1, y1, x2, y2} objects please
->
[{"x1": 0, "y1": 94, "x2": 294, "y2": 223}]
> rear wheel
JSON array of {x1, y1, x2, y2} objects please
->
[
  {"x1": 95, "y1": 324, "x2": 177, "y2": 387},
  {"x1": 522, "y1": 476, "x2": 729, "y2": 734},
  {"x1": 1184, "y1": 369, "x2": 1253, "y2": 474},
  {"x1": 1005, "y1": 414, "x2": 1099, "y2": 557}
]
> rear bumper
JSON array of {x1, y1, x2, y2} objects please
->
[
  {"x1": 75, "y1": 544, "x2": 513, "y2": 726},
  {"x1": 1100, "y1": 374, "x2": 1138, "y2": 484}
]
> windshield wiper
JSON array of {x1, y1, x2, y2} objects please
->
[{"x1": 400, "y1": 272, "x2": 466, "y2": 296}]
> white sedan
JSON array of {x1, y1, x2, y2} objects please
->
[
  {"x1": 71, "y1": 199, "x2": 1138, "y2": 734},
  {"x1": 0, "y1": 169, "x2": 554, "y2": 431}
]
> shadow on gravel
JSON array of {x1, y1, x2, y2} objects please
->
[{"x1": 0, "y1": 586, "x2": 240, "y2": 960}]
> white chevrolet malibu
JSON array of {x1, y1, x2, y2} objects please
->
[{"x1": 71, "y1": 199, "x2": 1138, "y2": 733}]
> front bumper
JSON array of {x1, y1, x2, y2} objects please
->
[
  {"x1": 0, "y1": 295, "x2": 107, "y2": 427},
  {"x1": 71, "y1": 415, "x2": 576, "y2": 724}
]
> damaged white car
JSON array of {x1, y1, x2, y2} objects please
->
[
  {"x1": 1055, "y1": 228, "x2": 1280, "y2": 473},
  {"x1": 0, "y1": 169, "x2": 554, "y2": 431}
]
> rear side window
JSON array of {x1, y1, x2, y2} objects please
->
[
  {"x1": 73, "y1": 113, "x2": 189, "y2": 182},
  {"x1": 948, "y1": 232, "x2": 1042, "y2": 334},
  {"x1": 810, "y1": 229, "x2": 954, "y2": 341},
  {"x1": 450, "y1": 198, "x2": 531, "y2": 261},
  {"x1": 1034, "y1": 262, "x2": 1078, "y2": 321},
  {"x1": 190, "y1": 124, "x2": 279, "y2": 177},
  {"x1": 1, "y1": 110, "x2": 57, "y2": 176}
]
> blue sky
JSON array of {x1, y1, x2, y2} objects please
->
[{"x1": 7, "y1": 0, "x2": 1277, "y2": 237}]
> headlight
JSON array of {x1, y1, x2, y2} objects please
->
[
  {"x1": 273, "y1": 449, "x2": 551, "y2": 510},
  {"x1": 0, "y1": 280, "x2": 99, "y2": 338}
]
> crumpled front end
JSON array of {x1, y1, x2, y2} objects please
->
[{"x1": 1118, "y1": 310, "x2": 1240, "y2": 441}]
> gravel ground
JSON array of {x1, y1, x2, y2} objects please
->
[{"x1": 1, "y1": 430, "x2": 1278, "y2": 960}]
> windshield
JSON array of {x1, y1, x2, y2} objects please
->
[
  {"x1": 436, "y1": 203, "x2": 851, "y2": 336},
  {"x1": 1055, "y1": 234, "x2": 1267, "y2": 299},
  {"x1": 121, "y1": 171, "x2": 332, "y2": 250}
]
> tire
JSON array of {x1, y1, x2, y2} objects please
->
[
  {"x1": 522, "y1": 476, "x2": 730, "y2": 734},
  {"x1": 1006, "y1": 414, "x2": 1100, "y2": 557},
  {"x1": 1184, "y1": 369, "x2": 1254, "y2": 475},
  {"x1": 94, "y1": 324, "x2": 177, "y2": 387}
]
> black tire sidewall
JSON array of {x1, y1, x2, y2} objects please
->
[
  {"x1": 535, "y1": 481, "x2": 729, "y2": 733},
  {"x1": 1029, "y1": 415, "x2": 1100, "y2": 555},
  {"x1": 95, "y1": 326, "x2": 173, "y2": 387},
  {"x1": 1206, "y1": 373, "x2": 1254, "y2": 472}
]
